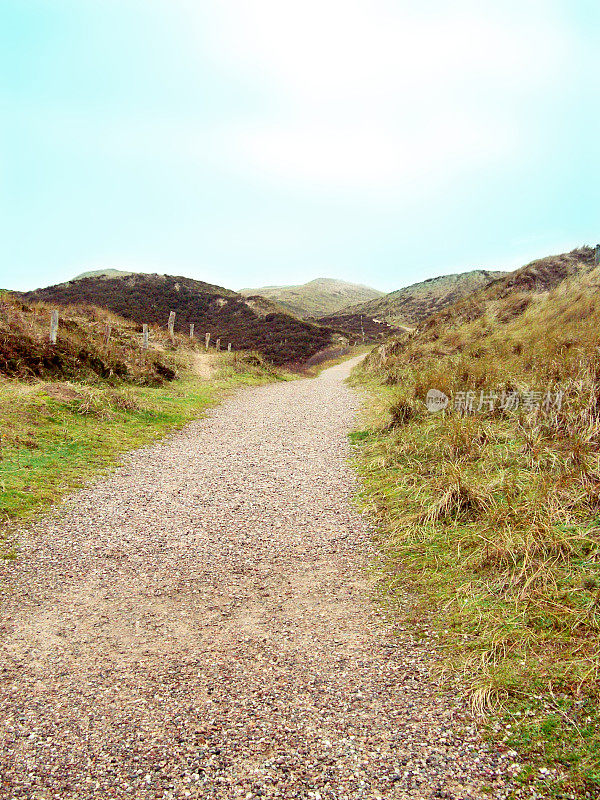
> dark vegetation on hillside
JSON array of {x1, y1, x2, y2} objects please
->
[
  {"x1": 314, "y1": 312, "x2": 396, "y2": 341},
  {"x1": 23, "y1": 274, "x2": 338, "y2": 366}
]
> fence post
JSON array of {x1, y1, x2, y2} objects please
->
[
  {"x1": 167, "y1": 311, "x2": 176, "y2": 340},
  {"x1": 104, "y1": 324, "x2": 112, "y2": 346},
  {"x1": 49, "y1": 310, "x2": 59, "y2": 344},
  {"x1": 215, "y1": 338, "x2": 220, "y2": 351},
  {"x1": 142, "y1": 324, "x2": 149, "y2": 350},
  {"x1": 189, "y1": 323, "x2": 194, "y2": 339},
  {"x1": 205, "y1": 332, "x2": 210, "y2": 350},
  {"x1": 227, "y1": 342, "x2": 231, "y2": 352},
  {"x1": 595, "y1": 244, "x2": 600, "y2": 265}
]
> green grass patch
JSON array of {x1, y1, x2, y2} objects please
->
[
  {"x1": 348, "y1": 429, "x2": 372, "y2": 444},
  {"x1": 500, "y1": 697, "x2": 600, "y2": 795}
]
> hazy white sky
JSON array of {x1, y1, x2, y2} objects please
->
[{"x1": 1, "y1": 0, "x2": 598, "y2": 291}]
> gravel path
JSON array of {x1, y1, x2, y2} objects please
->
[{"x1": 0, "y1": 359, "x2": 516, "y2": 799}]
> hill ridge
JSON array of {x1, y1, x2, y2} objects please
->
[
  {"x1": 240, "y1": 278, "x2": 382, "y2": 318},
  {"x1": 325, "y1": 268, "x2": 508, "y2": 326}
]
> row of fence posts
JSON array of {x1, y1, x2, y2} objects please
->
[{"x1": 48, "y1": 310, "x2": 233, "y2": 352}]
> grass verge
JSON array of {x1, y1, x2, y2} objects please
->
[
  {"x1": 350, "y1": 367, "x2": 600, "y2": 798},
  {"x1": 0, "y1": 351, "x2": 282, "y2": 555}
]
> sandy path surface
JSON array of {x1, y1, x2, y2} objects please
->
[{"x1": 0, "y1": 359, "x2": 514, "y2": 799}]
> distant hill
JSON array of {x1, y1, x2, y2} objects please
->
[
  {"x1": 73, "y1": 268, "x2": 134, "y2": 280},
  {"x1": 23, "y1": 272, "x2": 340, "y2": 366},
  {"x1": 240, "y1": 278, "x2": 383, "y2": 318},
  {"x1": 326, "y1": 269, "x2": 507, "y2": 327}
]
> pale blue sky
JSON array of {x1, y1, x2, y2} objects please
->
[{"x1": 1, "y1": 0, "x2": 598, "y2": 292}]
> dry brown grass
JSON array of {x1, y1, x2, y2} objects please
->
[{"x1": 351, "y1": 260, "x2": 600, "y2": 793}]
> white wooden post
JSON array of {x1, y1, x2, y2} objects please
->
[
  {"x1": 205, "y1": 332, "x2": 210, "y2": 350},
  {"x1": 142, "y1": 324, "x2": 149, "y2": 349},
  {"x1": 49, "y1": 310, "x2": 59, "y2": 344},
  {"x1": 167, "y1": 311, "x2": 176, "y2": 340},
  {"x1": 189, "y1": 323, "x2": 194, "y2": 339},
  {"x1": 227, "y1": 342, "x2": 231, "y2": 352},
  {"x1": 104, "y1": 324, "x2": 112, "y2": 346},
  {"x1": 215, "y1": 338, "x2": 220, "y2": 351}
]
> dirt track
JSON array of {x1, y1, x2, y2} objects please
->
[{"x1": 0, "y1": 358, "x2": 515, "y2": 799}]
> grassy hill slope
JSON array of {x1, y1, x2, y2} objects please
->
[
  {"x1": 240, "y1": 278, "x2": 383, "y2": 318},
  {"x1": 23, "y1": 273, "x2": 338, "y2": 366},
  {"x1": 351, "y1": 246, "x2": 600, "y2": 795},
  {"x1": 329, "y1": 269, "x2": 507, "y2": 326}
]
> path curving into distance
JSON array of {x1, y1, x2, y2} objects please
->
[{"x1": 0, "y1": 358, "x2": 514, "y2": 799}]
